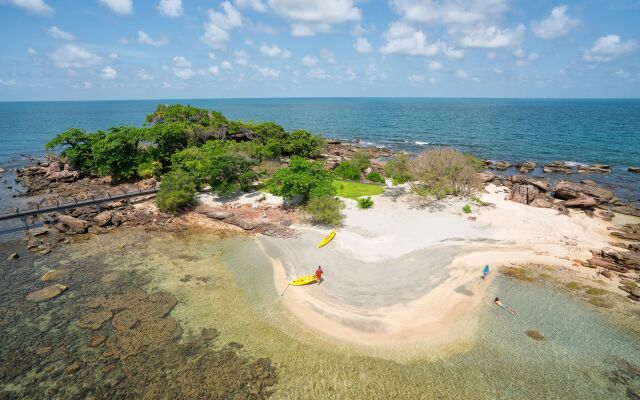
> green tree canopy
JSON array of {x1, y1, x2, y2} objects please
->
[
  {"x1": 208, "y1": 154, "x2": 257, "y2": 195},
  {"x1": 285, "y1": 130, "x2": 323, "y2": 158},
  {"x1": 268, "y1": 156, "x2": 335, "y2": 200},
  {"x1": 156, "y1": 170, "x2": 197, "y2": 213}
]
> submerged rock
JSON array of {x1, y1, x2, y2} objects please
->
[
  {"x1": 201, "y1": 327, "x2": 219, "y2": 341},
  {"x1": 89, "y1": 335, "x2": 107, "y2": 347},
  {"x1": 26, "y1": 284, "x2": 68, "y2": 302},
  {"x1": 629, "y1": 167, "x2": 640, "y2": 173},
  {"x1": 76, "y1": 310, "x2": 113, "y2": 330},
  {"x1": 7, "y1": 252, "x2": 19, "y2": 260},
  {"x1": 40, "y1": 268, "x2": 66, "y2": 282},
  {"x1": 525, "y1": 330, "x2": 545, "y2": 341}
]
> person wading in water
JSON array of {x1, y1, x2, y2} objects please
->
[{"x1": 315, "y1": 266, "x2": 324, "y2": 285}]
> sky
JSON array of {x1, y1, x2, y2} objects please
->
[{"x1": 0, "y1": 0, "x2": 639, "y2": 100}]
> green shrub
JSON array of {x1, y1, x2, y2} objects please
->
[
  {"x1": 357, "y1": 197, "x2": 374, "y2": 209},
  {"x1": 170, "y1": 147, "x2": 209, "y2": 181},
  {"x1": 306, "y1": 196, "x2": 345, "y2": 226},
  {"x1": 156, "y1": 170, "x2": 196, "y2": 213},
  {"x1": 137, "y1": 160, "x2": 162, "y2": 179},
  {"x1": 410, "y1": 148, "x2": 481, "y2": 199},
  {"x1": 465, "y1": 153, "x2": 487, "y2": 172},
  {"x1": 463, "y1": 204, "x2": 472, "y2": 214},
  {"x1": 471, "y1": 196, "x2": 488, "y2": 206},
  {"x1": 268, "y1": 157, "x2": 335, "y2": 201},
  {"x1": 384, "y1": 154, "x2": 412, "y2": 185},
  {"x1": 89, "y1": 127, "x2": 141, "y2": 181},
  {"x1": 334, "y1": 162, "x2": 361, "y2": 180},
  {"x1": 350, "y1": 152, "x2": 372, "y2": 172},
  {"x1": 366, "y1": 172, "x2": 385, "y2": 183}
]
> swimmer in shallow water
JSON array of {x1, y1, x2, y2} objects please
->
[{"x1": 494, "y1": 297, "x2": 517, "y2": 315}]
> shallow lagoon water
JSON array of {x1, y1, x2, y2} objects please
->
[
  {"x1": 1, "y1": 227, "x2": 639, "y2": 399},
  {"x1": 128, "y1": 231, "x2": 640, "y2": 399}
]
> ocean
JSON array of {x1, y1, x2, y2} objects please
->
[{"x1": 1, "y1": 97, "x2": 639, "y2": 199}]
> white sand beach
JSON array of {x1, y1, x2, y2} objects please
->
[{"x1": 256, "y1": 184, "x2": 615, "y2": 349}]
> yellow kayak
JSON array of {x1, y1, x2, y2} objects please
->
[
  {"x1": 318, "y1": 230, "x2": 336, "y2": 248},
  {"x1": 290, "y1": 275, "x2": 317, "y2": 286}
]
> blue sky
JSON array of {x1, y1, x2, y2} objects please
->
[{"x1": 0, "y1": 0, "x2": 639, "y2": 100}]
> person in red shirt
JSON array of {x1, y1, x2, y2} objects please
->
[{"x1": 315, "y1": 266, "x2": 324, "y2": 285}]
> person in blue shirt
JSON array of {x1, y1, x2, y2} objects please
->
[{"x1": 482, "y1": 265, "x2": 490, "y2": 279}]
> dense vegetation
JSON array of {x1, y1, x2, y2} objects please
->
[{"x1": 46, "y1": 104, "x2": 485, "y2": 225}]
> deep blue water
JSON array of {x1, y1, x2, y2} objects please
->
[{"x1": 0, "y1": 98, "x2": 639, "y2": 198}]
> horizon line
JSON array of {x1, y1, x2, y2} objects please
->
[{"x1": 1, "y1": 95, "x2": 640, "y2": 103}]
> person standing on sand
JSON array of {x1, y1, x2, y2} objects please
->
[
  {"x1": 315, "y1": 266, "x2": 324, "y2": 285},
  {"x1": 482, "y1": 265, "x2": 490, "y2": 279}
]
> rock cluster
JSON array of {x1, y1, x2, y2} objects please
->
[
  {"x1": 197, "y1": 204, "x2": 298, "y2": 238},
  {"x1": 502, "y1": 175, "x2": 555, "y2": 209},
  {"x1": 543, "y1": 161, "x2": 575, "y2": 174},
  {"x1": 321, "y1": 142, "x2": 393, "y2": 170}
]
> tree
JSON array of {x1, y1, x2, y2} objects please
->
[
  {"x1": 45, "y1": 128, "x2": 94, "y2": 172},
  {"x1": 285, "y1": 130, "x2": 323, "y2": 158},
  {"x1": 142, "y1": 122, "x2": 189, "y2": 166},
  {"x1": 156, "y1": 170, "x2": 197, "y2": 213},
  {"x1": 384, "y1": 154, "x2": 412, "y2": 185},
  {"x1": 306, "y1": 195, "x2": 345, "y2": 226},
  {"x1": 251, "y1": 122, "x2": 288, "y2": 144},
  {"x1": 409, "y1": 148, "x2": 481, "y2": 199},
  {"x1": 90, "y1": 127, "x2": 141, "y2": 181},
  {"x1": 208, "y1": 154, "x2": 257, "y2": 195},
  {"x1": 268, "y1": 156, "x2": 335, "y2": 200},
  {"x1": 170, "y1": 147, "x2": 209, "y2": 181}
]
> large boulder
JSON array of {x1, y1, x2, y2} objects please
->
[
  {"x1": 507, "y1": 184, "x2": 539, "y2": 205},
  {"x1": 94, "y1": 211, "x2": 113, "y2": 227},
  {"x1": 58, "y1": 215, "x2": 89, "y2": 233},
  {"x1": 509, "y1": 175, "x2": 549, "y2": 192},
  {"x1": 205, "y1": 210, "x2": 234, "y2": 220},
  {"x1": 478, "y1": 171, "x2": 495, "y2": 183},
  {"x1": 553, "y1": 180, "x2": 613, "y2": 203},
  {"x1": 529, "y1": 195, "x2": 554, "y2": 208},
  {"x1": 564, "y1": 196, "x2": 598, "y2": 209},
  {"x1": 46, "y1": 170, "x2": 80, "y2": 182},
  {"x1": 629, "y1": 167, "x2": 640, "y2": 173}
]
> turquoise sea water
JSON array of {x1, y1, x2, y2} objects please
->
[{"x1": 0, "y1": 98, "x2": 639, "y2": 198}]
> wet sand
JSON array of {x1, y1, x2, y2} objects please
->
[{"x1": 257, "y1": 184, "x2": 618, "y2": 349}]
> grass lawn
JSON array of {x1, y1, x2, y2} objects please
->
[{"x1": 333, "y1": 180, "x2": 385, "y2": 199}]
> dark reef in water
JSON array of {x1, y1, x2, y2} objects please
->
[{"x1": 0, "y1": 235, "x2": 277, "y2": 400}]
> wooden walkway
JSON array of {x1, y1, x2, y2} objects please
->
[{"x1": 0, "y1": 188, "x2": 158, "y2": 222}]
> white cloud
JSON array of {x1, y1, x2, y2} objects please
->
[
  {"x1": 427, "y1": 61, "x2": 443, "y2": 70},
  {"x1": 138, "y1": 30, "x2": 167, "y2": 47},
  {"x1": 351, "y1": 24, "x2": 367, "y2": 36},
  {"x1": 354, "y1": 37, "x2": 372, "y2": 53},
  {"x1": 268, "y1": 0, "x2": 361, "y2": 36},
  {"x1": 492, "y1": 67, "x2": 503, "y2": 74},
  {"x1": 201, "y1": 1, "x2": 243, "y2": 49},
  {"x1": 513, "y1": 48, "x2": 539, "y2": 66},
  {"x1": 66, "y1": 69, "x2": 78, "y2": 76},
  {"x1": 380, "y1": 22, "x2": 440, "y2": 56},
  {"x1": 487, "y1": 51, "x2": 496, "y2": 59},
  {"x1": 343, "y1": 67, "x2": 357, "y2": 81},
  {"x1": 460, "y1": 24, "x2": 524, "y2": 48},
  {"x1": 173, "y1": 56, "x2": 191, "y2": 68},
  {"x1": 456, "y1": 69, "x2": 480, "y2": 82},
  {"x1": 0, "y1": 79, "x2": 17, "y2": 87},
  {"x1": 260, "y1": 43, "x2": 291, "y2": 58},
  {"x1": 614, "y1": 69, "x2": 630, "y2": 79},
  {"x1": 257, "y1": 66, "x2": 280, "y2": 78},
  {"x1": 234, "y1": 49, "x2": 249, "y2": 65},
  {"x1": 428, "y1": 77, "x2": 437, "y2": 84},
  {"x1": 8, "y1": 0, "x2": 53, "y2": 15},
  {"x1": 306, "y1": 68, "x2": 328, "y2": 79},
  {"x1": 390, "y1": 0, "x2": 509, "y2": 26},
  {"x1": 209, "y1": 65, "x2": 220, "y2": 76},
  {"x1": 163, "y1": 82, "x2": 172, "y2": 88},
  {"x1": 320, "y1": 48, "x2": 336, "y2": 63},
  {"x1": 172, "y1": 56, "x2": 194, "y2": 79},
  {"x1": 221, "y1": 61, "x2": 233, "y2": 70},
  {"x1": 302, "y1": 56, "x2": 318, "y2": 66},
  {"x1": 47, "y1": 26, "x2": 75, "y2": 40},
  {"x1": 532, "y1": 5, "x2": 579, "y2": 39},
  {"x1": 27, "y1": 47, "x2": 37, "y2": 55},
  {"x1": 408, "y1": 74, "x2": 424, "y2": 84},
  {"x1": 244, "y1": 38, "x2": 255, "y2": 47},
  {"x1": 234, "y1": 0, "x2": 266, "y2": 12},
  {"x1": 83, "y1": 81, "x2": 92, "y2": 89},
  {"x1": 440, "y1": 43, "x2": 464, "y2": 60},
  {"x1": 583, "y1": 35, "x2": 638, "y2": 62},
  {"x1": 208, "y1": 52, "x2": 216, "y2": 60},
  {"x1": 99, "y1": 0, "x2": 133, "y2": 15},
  {"x1": 157, "y1": 0, "x2": 182, "y2": 17},
  {"x1": 51, "y1": 44, "x2": 101, "y2": 68},
  {"x1": 137, "y1": 69, "x2": 154, "y2": 80},
  {"x1": 100, "y1": 65, "x2": 117, "y2": 80},
  {"x1": 109, "y1": 53, "x2": 119, "y2": 60}
]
